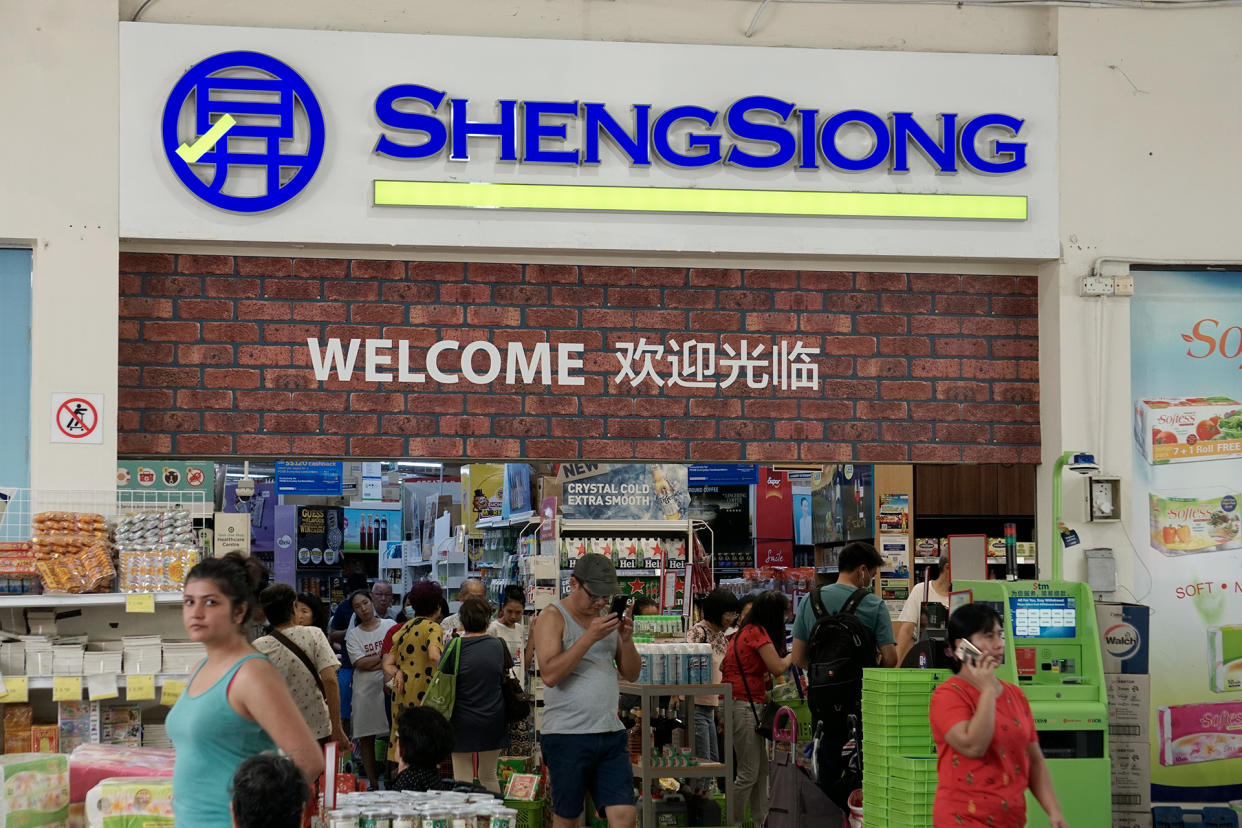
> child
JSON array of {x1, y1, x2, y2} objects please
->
[{"x1": 392, "y1": 706, "x2": 500, "y2": 797}]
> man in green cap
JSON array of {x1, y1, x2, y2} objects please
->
[{"x1": 532, "y1": 553, "x2": 641, "y2": 828}]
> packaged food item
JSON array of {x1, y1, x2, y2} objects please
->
[
  {"x1": 30, "y1": 726, "x2": 59, "y2": 754},
  {"x1": 1148, "y1": 488, "x2": 1242, "y2": 555},
  {"x1": 3, "y1": 705, "x2": 33, "y2": 756},
  {"x1": 1134, "y1": 396, "x2": 1242, "y2": 465},
  {"x1": 1157, "y1": 700, "x2": 1242, "y2": 765},
  {"x1": 914, "y1": 538, "x2": 941, "y2": 557},
  {"x1": 0, "y1": 752, "x2": 70, "y2": 824},
  {"x1": 1209, "y1": 625, "x2": 1242, "y2": 693}
]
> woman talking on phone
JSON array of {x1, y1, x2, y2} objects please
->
[{"x1": 929, "y1": 603, "x2": 1067, "y2": 828}]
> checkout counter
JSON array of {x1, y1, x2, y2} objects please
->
[{"x1": 956, "y1": 579, "x2": 1112, "y2": 828}]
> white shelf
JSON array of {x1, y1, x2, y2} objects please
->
[
  {"x1": 24, "y1": 672, "x2": 191, "y2": 690},
  {"x1": 563, "y1": 567, "x2": 663, "y2": 577},
  {"x1": 475, "y1": 513, "x2": 537, "y2": 529},
  {"x1": 0, "y1": 592, "x2": 183, "y2": 609},
  {"x1": 560, "y1": 519, "x2": 693, "y2": 534}
]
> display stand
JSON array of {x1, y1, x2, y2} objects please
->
[{"x1": 619, "y1": 682, "x2": 735, "y2": 828}]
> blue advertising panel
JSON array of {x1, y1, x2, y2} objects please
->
[
  {"x1": 275, "y1": 460, "x2": 343, "y2": 495},
  {"x1": 688, "y1": 464, "x2": 759, "y2": 485}
]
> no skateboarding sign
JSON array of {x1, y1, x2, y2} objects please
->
[{"x1": 51, "y1": 393, "x2": 104, "y2": 444}]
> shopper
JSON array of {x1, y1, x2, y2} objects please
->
[
  {"x1": 727, "y1": 594, "x2": 756, "y2": 636},
  {"x1": 328, "y1": 572, "x2": 370, "y2": 730},
  {"x1": 383, "y1": 582, "x2": 446, "y2": 765},
  {"x1": 790, "y1": 541, "x2": 897, "y2": 671},
  {"x1": 294, "y1": 592, "x2": 330, "y2": 634},
  {"x1": 442, "y1": 578, "x2": 487, "y2": 642},
  {"x1": 685, "y1": 588, "x2": 741, "y2": 764},
  {"x1": 631, "y1": 595, "x2": 659, "y2": 617},
  {"x1": 370, "y1": 579, "x2": 401, "y2": 620},
  {"x1": 532, "y1": 553, "x2": 641, "y2": 828},
  {"x1": 488, "y1": 585, "x2": 527, "y2": 661},
  {"x1": 931, "y1": 603, "x2": 1068, "y2": 828},
  {"x1": 254, "y1": 583, "x2": 349, "y2": 750},
  {"x1": 722, "y1": 589, "x2": 792, "y2": 826},
  {"x1": 445, "y1": 595, "x2": 507, "y2": 794},
  {"x1": 895, "y1": 554, "x2": 951, "y2": 666},
  {"x1": 230, "y1": 752, "x2": 309, "y2": 828},
  {"x1": 391, "y1": 705, "x2": 457, "y2": 792},
  {"x1": 345, "y1": 589, "x2": 397, "y2": 791},
  {"x1": 167, "y1": 553, "x2": 323, "y2": 828}
]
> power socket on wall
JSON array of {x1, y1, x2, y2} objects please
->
[{"x1": 1080, "y1": 275, "x2": 1115, "y2": 296}]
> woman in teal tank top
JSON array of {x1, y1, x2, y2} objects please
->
[{"x1": 165, "y1": 553, "x2": 324, "y2": 827}]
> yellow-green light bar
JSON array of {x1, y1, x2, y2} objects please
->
[{"x1": 373, "y1": 180, "x2": 1026, "y2": 221}]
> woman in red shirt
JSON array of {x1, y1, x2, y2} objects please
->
[
  {"x1": 929, "y1": 603, "x2": 1068, "y2": 828},
  {"x1": 722, "y1": 590, "x2": 792, "y2": 826}
]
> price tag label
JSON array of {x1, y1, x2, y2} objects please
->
[
  {"x1": 160, "y1": 679, "x2": 186, "y2": 707},
  {"x1": 126, "y1": 674, "x2": 155, "y2": 701},
  {"x1": 88, "y1": 673, "x2": 120, "y2": 700},
  {"x1": 2, "y1": 677, "x2": 28, "y2": 703},
  {"x1": 125, "y1": 593, "x2": 156, "y2": 613},
  {"x1": 52, "y1": 676, "x2": 82, "y2": 701}
]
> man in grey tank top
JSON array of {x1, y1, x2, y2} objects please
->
[{"x1": 532, "y1": 553, "x2": 641, "y2": 828}]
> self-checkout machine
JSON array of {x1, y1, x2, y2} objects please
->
[{"x1": 952, "y1": 452, "x2": 1112, "y2": 828}]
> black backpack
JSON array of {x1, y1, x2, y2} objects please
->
[{"x1": 804, "y1": 586, "x2": 875, "y2": 727}]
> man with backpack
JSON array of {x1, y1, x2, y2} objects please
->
[{"x1": 790, "y1": 541, "x2": 897, "y2": 807}]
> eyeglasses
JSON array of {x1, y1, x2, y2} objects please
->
[{"x1": 580, "y1": 584, "x2": 611, "y2": 605}]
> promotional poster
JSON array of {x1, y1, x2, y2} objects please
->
[
  {"x1": 462, "y1": 463, "x2": 504, "y2": 535},
  {"x1": 812, "y1": 464, "x2": 874, "y2": 545},
  {"x1": 559, "y1": 463, "x2": 690, "y2": 521},
  {"x1": 1130, "y1": 270, "x2": 1242, "y2": 803}
]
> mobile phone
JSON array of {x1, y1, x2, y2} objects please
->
[
  {"x1": 609, "y1": 595, "x2": 631, "y2": 618},
  {"x1": 954, "y1": 639, "x2": 984, "y2": 664}
]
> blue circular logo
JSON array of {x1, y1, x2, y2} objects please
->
[{"x1": 162, "y1": 51, "x2": 325, "y2": 213}]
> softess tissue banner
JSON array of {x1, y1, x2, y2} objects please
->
[
  {"x1": 0, "y1": 752, "x2": 70, "y2": 825},
  {"x1": 1134, "y1": 396, "x2": 1242, "y2": 465},
  {"x1": 1157, "y1": 700, "x2": 1242, "y2": 765}
]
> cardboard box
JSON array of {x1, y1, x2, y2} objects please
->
[
  {"x1": 1106, "y1": 673, "x2": 1151, "y2": 741},
  {"x1": 1109, "y1": 739, "x2": 1152, "y2": 811},
  {"x1": 1133, "y1": 396, "x2": 1242, "y2": 465},
  {"x1": 1113, "y1": 812, "x2": 1153, "y2": 828},
  {"x1": 1097, "y1": 602, "x2": 1151, "y2": 674}
]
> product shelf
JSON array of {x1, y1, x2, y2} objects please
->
[
  {"x1": 559, "y1": 519, "x2": 695, "y2": 535},
  {"x1": 618, "y1": 682, "x2": 735, "y2": 828},
  {"x1": 0, "y1": 592, "x2": 184, "y2": 609},
  {"x1": 22, "y1": 672, "x2": 191, "y2": 690}
]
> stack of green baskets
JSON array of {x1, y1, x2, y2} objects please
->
[
  {"x1": 888, "y1": 754, "x2": 938, "y2": 827},
  {"x1": 859, "y1": 668, "x2": 949, "y2": 828}
]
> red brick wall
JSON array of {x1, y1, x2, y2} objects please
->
[{"x1": 117, "y1": 253, "x2": 1039, "y2": 463}]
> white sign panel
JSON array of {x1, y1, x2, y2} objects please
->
[
  {"x1": 120, "y1": 23, "x2": 1057, "y2": 259},
  {"x1": 214, "y1": 511, "x2": 251, "y2": 557},
  {"x1": 50, "y1": 393, "x2": 103, "y2": 444}
]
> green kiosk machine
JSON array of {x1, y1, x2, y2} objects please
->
[{"x1": 954, "y1": 452, "x2": 1112, "y2": 828}]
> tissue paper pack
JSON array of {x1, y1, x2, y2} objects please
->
[
  {"x1": 68, "y1": 744, "x2": 175, "y2": 803},
  {"x1": 86, "y1": 777, "x2": 174, "y2": 828},
  {"x1": 1157, "y1": 700, "x2": 1242, "y2": 765},
  {"x1": 0, "y1": 752, "x2": 70, "y2": 826}
]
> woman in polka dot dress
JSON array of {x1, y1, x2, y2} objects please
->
[
  {"x1": 929, "y1": 603, "x2": 1068, "y2": 828},
  {"x1": 383, "y1": 582, "x2": 445, "y2": 761}
]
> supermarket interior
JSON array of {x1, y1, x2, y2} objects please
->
[{"x1": 0, "y1": 456, "x2": 1144, "y2": 828}]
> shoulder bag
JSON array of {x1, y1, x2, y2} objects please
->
[
  {"x1": 500, "y1": 643, "x2": 531, "y2": 722},
  {"x1": 268, "y1": 627, "x2": 327, "y2": 700},
  {"x1": 422, "y1": 635, "x2": 461, "y2": 720},
  {"x1": 730, "y1": 631, "x2": 782, "y2": 740}
]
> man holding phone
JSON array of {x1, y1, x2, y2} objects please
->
[{"x1": 533, "y1": 553, "x2": 642, "y2": 828}]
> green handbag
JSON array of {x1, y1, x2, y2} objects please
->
[{"x1": 422, "y1": 636, "x2": 462, "y2": 720}]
